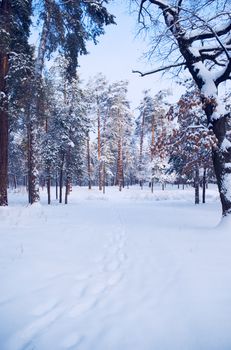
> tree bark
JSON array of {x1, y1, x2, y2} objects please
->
[
  {"x1": 0, "y1": 78, "x2": 8, "y2": 206},
  {"x1": 59, "y1": 167, "x2": 63, "y2": 204},
  {"x1": 59, "y1": 153, "x2": 65, "y2": 204},
  {"x1": 27, "y1": 8, "x2": 51, "y2": 204},
  {"x1": 212, "y1": 117, "x2": 231, "y2": 215},
  {"x1": 65, "y1": 176, "x2": 69, "y2": 204},
  {"x1": 116, "y1": 138, "x2": 123, "y2": 191},
  {"x1": 194, "y1": 165, "x2": 200, "y2": 205},
  {"x1": 203, "y1": 101, "x2": 231, "y2": 215},
  {"x1": 103, "y1": 160, "x2": 106, "y2": 194},
  {"x1": 55, "y1": 172, "x2": 58, "y2": 200},
  {"x1": 46, "y1": 166, "x2": 51, "y2": 205},
  {"x1": 13, "y1": 174, "x2": 17, "y2": 190},
  {"x1": 202, "y1": 168, "x2": 206, "y2": 204},
  {"x1": 87, "y1": 132, "x2": 91, "y2": 190},
  {"x1": 151, "y1": 114, "x2": 155, "y2": 160},
  {"x1": 27, "y1": 118, "x2": 40, "y2": 204},
  {"x1": 0, "y1": 0, "x2": 10, "y2": 206},
  {"x1": 97, "y1": 105, "x2": 102, "y2": 191},
  {"x1": 139, "y1": 110, "x2": 145, "y2": 189}
]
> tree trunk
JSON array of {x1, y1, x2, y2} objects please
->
[
  {"x1": 151, "y1": 114, "x2": 155, "y2": 160},
  {"x1": 97, "y1": 106, "x2": 102, "y2": 191},
  {"x1": 13, "y1": 174, "x2": 17, "y2": 190},
  {"x1": 59, "y1": 153, "x2": 65, "y2": 204},
  {"x1": 55, "y1": 172, "x2": 58, "y2": 200},
  {"x1": 151, "y1": 179, "x2": 154, "y2": 193},
  {"x1": 46, "y1": 166, "x2": 51, "y2": 205},
  {"x1": 139, "y1": 111, "x2": 145, "y2": 188},
  {"x1": 204, "y1": 102, "x2": 231, "y2": 215},
  {"x1": 202, "y1": 168, "x2": 206, "y2": 204},
  {"x1": 87, "y1": 133, "x2": 91, "y2": 190},
  {"x1": 65, "y1": 176, "x2": 70, "y2": 204},
  {"x1": 27, "y1": 119, "x2": 40, "y2": 204},
  {"x1": 194, "y1": 165, "x2": 200, "y2": 205},
  {"x1": 103, "y1": 160, "x2": 106, "y2": 194},
  {"x1": 27, "y1": 10, "x2": 51, "y2": 204},
  {"x1": 59, "y1": 168, "x2": 63, "y2": 204},
  {"x1": 116, "y1": 138, "x2": 123, "y2": 191},
  {"x1": 0, "y1": 88, "x2": 8, "y2": 206},
  {"x1": 0, "y1": 0, "x2": 10, "y2": 206}
]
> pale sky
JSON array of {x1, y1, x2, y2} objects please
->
[{"x1": 78, "y1": 2, "x2": 184, "y2": 109}]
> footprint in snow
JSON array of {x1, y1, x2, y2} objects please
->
[
  {"x1": 74, "y1": 272, "x2": 92, "y2": 281},
  {"x1": 9, "y1": 305, "x2": 64, "y2": 350},
  {"x1": 85, "y1": 275, "x2": 108, "y2": 296},
  {"x1": 32, "y1": 299, "x2": 60, "y2": 316},
  {"x1": 68, "y1": 299, "x2": 97, "y2": 318},
  {"x1": 61, "y1": 333, "x2": 83, "y2": 349},
  {"x1": 70, "y1": 283, "x2": 86, "y2": 298},
  {"x1": 107, "y1": 272, "x2": 123, "y2": 287},
  {"x1": 104, "y1": 260, "x2": 120, "y2": 272}
]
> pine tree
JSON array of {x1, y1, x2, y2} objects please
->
[
  {"x1": 0, "y1": 0, "x2": 32, "y2": 205},
  {"x1": 26, "y1": 0, "x2": 115, "y2": 203},
  {"x1": 42, "y1": 56, "x2": 88, "y2": 204},
  {"x1": 106, "y1": 81, "x2": 133, "y2": 190},
  {"x1": 86, "y1": 73, "x2": 109, "y2": 190}
]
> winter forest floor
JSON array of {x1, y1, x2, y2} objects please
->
[{"x1": 0, "y1": 185, "x2": 231, "y2": 350}]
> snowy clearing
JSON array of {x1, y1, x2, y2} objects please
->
[{"x1": 1, "y1": 185, "x2": 231, "y2": 350}]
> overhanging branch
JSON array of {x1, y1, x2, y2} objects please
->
[{"x1": 132, "y1": 61, "x2": 186, "y2": 76}]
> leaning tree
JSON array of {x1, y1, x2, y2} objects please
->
[{"x1": 135, "y1": 0, "x2": 231, "y2": 216}]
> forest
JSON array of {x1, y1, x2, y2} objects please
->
[
  {"x1": 1, "y1": 1, "x2": 231, "y2": 350},
  {"x1": 1, "y1": 0, "x2": 231, "y2": 215}
]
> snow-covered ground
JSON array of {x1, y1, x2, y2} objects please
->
[{"x1": 1, "y1": 185, "x2": 231, "y2": 350}]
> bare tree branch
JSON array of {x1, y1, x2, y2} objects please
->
[
  {"x1": 188, "y1": 21, "x2": 231, "y2": 43},
  {"x1": 132, "y1": 61, "x2": 187, "y2": 76}
]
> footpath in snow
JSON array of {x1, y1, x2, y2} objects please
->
[{"x1": 0, "y1": 185, "x2": 231, "y2": 350}]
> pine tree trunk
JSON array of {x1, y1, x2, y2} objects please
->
[
  {"x1": 59, "y1": 153, "x2": 65, "y2": 204},
  {"x1": 151, "y1": 115, "x2": 155, "y2": 160},
  {"x1": 24, "y1": 175, "x2": 27, "y2": 188},
  {"x1": 27, "y1": 120, "x2": 40, "y2": 204},
  {"x1": 0, "y1": 0, "x2": 10, "y2": 206},
  {"x1": 87, "y1": 133, "x2": 91, "y2": 190},
  {"x1": 13, "y1": 175, "x2": 17, "y2": 190},
  {"x1": 103, "y1": 160, "x2": 106, "y2": 194},
  {"x1": 151, "y1": 179, "x2": 154, "y2": 193},
  {"x1": 0, "y1": 85, "x2": 8, "y2": 206},
  {"x1": 35, "y1": 10, "x2": 50, "y2": 77},
  {"x1": 27, "y1": 10, "x2": 51, "y2": 204},
  {"x1": 194, "y1": 165, "x2": 200, "y2": 205},
  {"x1": 46, "y1": 166, "x2": 51, "y2": 205},
  {"x1": 59, "y1": 168, "x2": 63, "y2": 204},
  {"x1": 97, "y1": 107, "x2": 102, "y2": 191},
  {"x1": 55, "y1": 172, "x2": 58, "y2": 200},
  {"x1": 116, "y1": 138, "x2": 123, "y2": 191},
  {"x1": 202, "y1": 168, "x2": 206, "y2": 204},
  {"x1": 65, "y1": 176, "x2": 69, "y2": 204},
  {"x1": 139, "y1": 111, "x2": 145, "y2": 189}
]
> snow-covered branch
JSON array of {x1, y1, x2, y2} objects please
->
[{"x1": 132, "y1": 61, "x2": 186, "y2": 76}]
